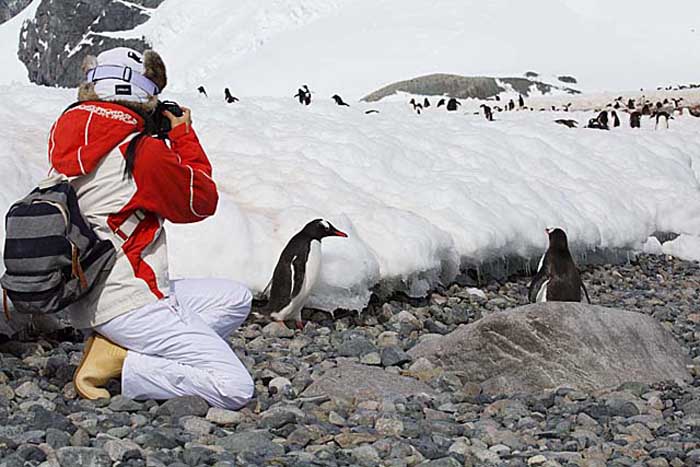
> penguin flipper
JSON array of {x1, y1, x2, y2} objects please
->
[
  {"x1": 528, "y1": 275, "x2": 549, "y2": 303},
  {"x1": 268, "y1": 259, "x2": 293, "y2": 316},
  {"x1": 581, "y1": 281, "x2": 591, "y2": 304},
  {"x1": 291, "y1": 255, "x2": 307, "y2": 298},
  {"x1": 528, "y1": 254, "x2": 548, "y2": 304}
]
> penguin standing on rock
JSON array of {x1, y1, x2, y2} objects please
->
[
  {"x1": 528, "y1": 228, "x2": 590, "y2": 304},
  {"x1": 267, "y1": 219, "x2": 348, "y2": 329}
]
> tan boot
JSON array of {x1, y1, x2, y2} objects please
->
[{"x1": 73, "y1": 334, "x2": 127, "y2": 400}]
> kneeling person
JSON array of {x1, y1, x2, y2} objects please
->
[{"x1": 50, "y1": 47, "x2": 254, "y2": 409}]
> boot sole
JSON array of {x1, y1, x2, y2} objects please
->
[{"x1": 73, "y1": 335, "x2": 96, "y2": 399}]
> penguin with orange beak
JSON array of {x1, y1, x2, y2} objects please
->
[
  {"x1": 528, "y1": 228, "x2": 590, "y2": 304},
  {"x1": 267, "y1": 219, "x2": 348, "y2": 329}
]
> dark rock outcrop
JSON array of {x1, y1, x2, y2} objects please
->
[
  {"x1": 0, "y1": 0, "x2": 31, "y2": 25},
  {"x1": 408, "y1": 303, "x2": 691, "y2": 395},
  {"x1": 361, "y1": 73, "x2": 580, "y2": 102},
  {"x1": 18, "y1": 0, "x2": 166, "y2": 87}
]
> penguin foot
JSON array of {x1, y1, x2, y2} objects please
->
[{"x1": 295, "y1": 320, "x2": 304, "y2": 330}]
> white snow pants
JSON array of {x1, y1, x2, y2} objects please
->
[{"x1": 94, "y1": 279, "x2": 254, "y2": 410}]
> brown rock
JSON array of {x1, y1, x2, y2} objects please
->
[{"x1": 408, "y1": 303, "x2": 691, "y2": 395}]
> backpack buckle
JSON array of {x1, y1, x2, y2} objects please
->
[{"x1": 113, "y1": 210, "x2": 145, "y2": 241}]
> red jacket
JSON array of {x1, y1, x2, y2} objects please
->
[{"x1": 49, "y1": 101, "x2": 218, "y2": 328}]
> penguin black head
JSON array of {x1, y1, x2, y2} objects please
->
[
  {"x1": 302, "y1": 219, "x2": 348, "y2": 241},
  {"x1": 546, "y1": 228, "x2": 569, "y2": 252}
]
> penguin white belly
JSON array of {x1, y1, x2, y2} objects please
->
[
  {"x1": 301, "y1": 241, "x2": 322, "y2": 302},
  {"x1": 535, "y1": 280, "x2": 549, "y2": 303},
  {"x1": 273, "y1": 241, "x2": 322, "y2": 321}
]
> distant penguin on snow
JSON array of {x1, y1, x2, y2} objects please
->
[
  {"x1": 528, "y1": 228, "x2": 591, "y2": 304},
  {"x1": 224, "y1": 88, "x2": 239, "y2": 103},
  {"x1": 197, "y1": 86, "x2": 208, "y2": 97},
  {"x1": 446, "y1": 98, "x2": 461, "y2": 111},
  {"x1": 332, "y1": 94, "x2": 350, "y2": 106},
  {"x1": 267, "y1": 219, "x2": 348, "y2": 329}
]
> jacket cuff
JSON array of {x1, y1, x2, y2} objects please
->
[{"x1": 169, "y1": 122, "x2": 191, "y2": 140}]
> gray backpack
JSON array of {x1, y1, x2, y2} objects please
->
[{"x1": 1, "y1": 175, "x2": 116, "y2": 316}]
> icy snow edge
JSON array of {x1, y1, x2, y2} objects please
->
[{"x1": 3, "y1": 86, "x2": 700, "y2": 312}]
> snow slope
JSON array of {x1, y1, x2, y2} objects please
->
[
  {"x1": 2, "y1": 84, "x2": 700, "y2": 311},
  {"x1": 103, "y1": 0, "x2": 700, "y2": 99},
  {"x1": 0, "y1": 0, "x2": 38, "y2": 84}
]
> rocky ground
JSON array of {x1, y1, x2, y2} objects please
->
[{"x1": 0, "y1": 254, "x2": 698, "y2": 466}]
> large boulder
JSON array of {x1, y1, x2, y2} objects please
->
[
  {"x1": 408, "y1": 303, "x2": 691, "y2": 395},
  {"x1": 302, "y1": 362, "x2": 435, "y2": 402},
  {"x1": 17, "y1": 0, "x2": 166, "y2": 87}
]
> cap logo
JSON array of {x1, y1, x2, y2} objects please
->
[
  {"x1": 115, "y1": 84, "x2": 132, "y2": 95},
  {"x1": 127, "y1": 51, "x2": 142, "y2": 63}
]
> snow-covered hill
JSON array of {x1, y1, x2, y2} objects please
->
[
  {"x1": 109, "y1": 0, "x2": 700, "y2": 98},
  {"x1": 2, "y1": 0, "x2": 700, "y2": 98},
  {"x1": 2, "y1": 84, "x2": 700, "y2": 311}
]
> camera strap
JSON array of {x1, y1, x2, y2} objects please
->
[{"x1": 86, "y1": 65, "x2": 160, "y2": 96}]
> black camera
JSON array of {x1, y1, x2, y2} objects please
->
[{"x1": 151, "y1": 100, "x2": 184, "y2": 139}]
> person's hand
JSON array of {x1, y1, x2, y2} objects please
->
[{"x1": 164, "y1": 106, "x2": 192, "y2": 133}]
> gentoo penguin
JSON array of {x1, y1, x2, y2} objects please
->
[
  {"x1": 302, "y1": 85, "x2": 312, "y2": 105},
  {"x1": 446, "y1": 98, "x2": 461, "y2": 111},
  {"x1": 597, "y1": 110, "x2": 609, "y2": 128},
  {"x1": 332, "y1": 94, "x2": 350, "y2": 106},
  {"x1": 554, "y1": 119, "x2": 578, "y2": 128},
  {"x1": 630, "y1": 111, "x2": 642, "y2": 128},
  {"x1": 654, "y1": 111, "x2": 672, "y2": 130},
  {"x1": 480, "y1": 104, "x2": 493, "y2": 121},
  {"x1": 197, "y1": 85, "x2": 208, "y2": 97},
  {"x1": 437, "y1": 98, "x2": 446, "y2": 108},
  {"x1": 611, "y1": 110, "x2": 620, "y2": 128},
  {"x1": 423, "y1": 97, "x2": 431, "y2": 108},
  {"x1": 294, "y1": 85, "x2": 311, "y2": 105},
  {"x1": 365, "y1": 109, "x2": 380, "y2": 114},
  {"x1": 508, "y1": 99, "x2": 515, "y2": 111},
  {"x1": 409, "y1": 98, "x2": 423, "y2": 114},
  {"x1": 528, "y1": 228, "x2": 590, "y2": 304},
  {"x1": 518, "y1": 94, "x2": 525, "y2": 108},
  {"x1": 267, "y1": 219, "x2": 348, "y2": 329},
  {"x1": 224, "y1": 88, "x2": 239, "y2": 103}
]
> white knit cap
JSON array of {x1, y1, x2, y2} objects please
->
[{"x1": 90, "y1": 48, "x2": 154, "y2": 103}]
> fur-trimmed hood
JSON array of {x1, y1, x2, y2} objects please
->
[{"x1": 78, "y1": 48, "x2": 167, "y2": 116}]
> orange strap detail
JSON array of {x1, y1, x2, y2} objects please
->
[{"x1": 71, "y1": 245, "x2": 88, "y2": 290}]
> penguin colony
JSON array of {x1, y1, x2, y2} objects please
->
[{"x1": 191, "y1": 82, "x2": 696, "y2": 327}]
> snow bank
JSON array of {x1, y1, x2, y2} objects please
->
[{"x1": 2, "y1": 84, "x2": 700, "y2": 311}]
